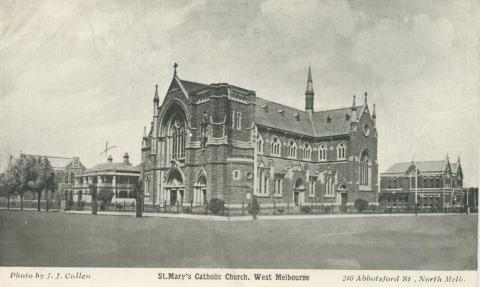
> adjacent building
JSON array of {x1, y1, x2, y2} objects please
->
[
  {"x1": 73, "y1": 153, "x2": 140, "y2": 204},
  {"x1": 23, "y1": 154, "x2": 86, "y2": 201},
  {"x1": 141, "y1": 65, "x2": 378, "y2": 212},
  {"x1": 379, "y1": 155, "x2": 464, "y2": 210}
]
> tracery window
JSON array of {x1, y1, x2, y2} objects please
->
[
  {"x1": 167, "y1": 113, "x2": 186, "y2": 160},
  {"x1": 303, "y1": 143, "x2": 312, "y2": 161},
  {"x1": 257, "y1": 133, "x2": 264, "y2": 154},
  {"x1": 318, "y1": 144, "x2": 327, "y2": 161},
  {"x1": 337, "y1": 143, "x2": 346, "y2": 160},
  {"x1": 256, "y1": 170, "x2": 269, "y2": 196},
  {"x1": 359, "y1": 150, "x2": 371, "y2": 187},
  {"x1": 271, "y1": 136, "x2": 281, "y2": 157},
  {"x1": 287, "y1": 139, "x2": 297, "y2": 159}
]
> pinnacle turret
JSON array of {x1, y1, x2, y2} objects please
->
[{"x1": 305, "y1": 65, "x2": 314, "y2": 112}]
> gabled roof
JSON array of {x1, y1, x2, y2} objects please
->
[
  {"x1": 255, "y1": 97, "x2": 314, "y2": 136},
  {"x1": 451, "y1": 162, "x2": 463, "y2": 176},
  {"x1": 310, "y1": 106, "x2": 360, "y2": 137},
  {"x1": 167, "y1": 75, "x2": 368, "y2": 138},
  {"x1": 383, "y1": 160, "x2": 448, "y2": 175},
  {"x1": 180, "y1": 80, "x2": 209, "y2": 93},
  {"x1": 24, "y1": 154, "x2": 79, "y2": 171},
  {"x1": 167, "y1": 75, "x2": 209, "y2": 97},
  {"x1": 255, "y1": 97, "x2": 361, "y2": 137}
]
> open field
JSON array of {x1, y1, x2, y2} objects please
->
[{"x1": 0, "y1": 211, "x2": 476, "y2": 270}]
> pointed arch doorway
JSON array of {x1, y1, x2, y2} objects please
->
[
  {"x1": 193, "y1": 175, "x2": 207, "y2": 206},
  {"x1": 293, "y1": 178, "x2": 306, "y2": 206},
  {"x1": 338, "y1": 184, "x2": 348, "y2": 212},
  {"x1": 164, "y1": 164, "x2": 185, "y2": 206}
]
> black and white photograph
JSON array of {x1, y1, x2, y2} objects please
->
[{"x1": 0, "y1": 0, "x2": 478, "y2": 285}]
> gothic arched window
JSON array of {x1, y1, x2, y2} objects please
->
[
  {"x1": 271, "y1": 136, "x2": 281, "y2": 157},
  {"x1": 168, "y1": 114, "x2": 186, "y2": 160},
  {"x1": 257, "y1": 133, "x2": 264, "y2": 154},
  {"x1": 303, "y1": 143, "x2": 312, "y2": 161},
  {"x1": 359, "y1": 150, "x2": 371, "y2": 187},
  {"x1": 337, "y1": 143, "x2": 346, "y2": 160},
  {"x1": 318, "y1": 144, "x2": 327, "y2": 161},
  {"x1": 257, "y1": 169, "x2": 269, "y2": 195},
  {"x1": 287, "y1": 139, "x2": 297, "y2": 159}
]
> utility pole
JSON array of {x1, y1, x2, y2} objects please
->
[
  {"x1": 414, "y1": 162, "x2": 418, "y2": 216},
  {"x1": 91, "y1": 177, "x2": 98, "y2": 215},
  {"x1": 466, "y1": 187, "x2": 469, "y2": 214}
]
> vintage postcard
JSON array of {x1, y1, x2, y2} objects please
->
[{"x1": 0, "y1": 0, "x2": 478, "y2": 286}]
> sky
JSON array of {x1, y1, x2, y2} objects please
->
[{"x1": 0, "y1": 0, "x2": 479, "y2": 186}]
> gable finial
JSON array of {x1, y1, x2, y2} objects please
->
[
  {"x1": 173, "y1": 62, "x2": 178, "y2": 75},
  {"x1": 364, "y1": 92, "x2": 368, "y2": 104},
  {"x1": 446, "y1": 153, "x2": 449, "y2": 161}
]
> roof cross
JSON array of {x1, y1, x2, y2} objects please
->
[{"x1": 173, "y1": 62, "x2": 178, "y2": 75}]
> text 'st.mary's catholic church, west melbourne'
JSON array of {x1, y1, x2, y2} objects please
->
[{"x1": 141, "y1": 65, "x2": 378, "y2": 211}]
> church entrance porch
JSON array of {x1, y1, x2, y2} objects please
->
[
  {"x1": 162, "y1": 161, "x2": 185, "y2": 208},
  {"x1": 293, "y1": 178, "x2": 306, "y2": 206},
  {"x1": 167, "y1": 189, "x2": 184, "y2": 206},
  {"x1": 193, "y1": 174, "x2": 207, "y2": 207},
  {"x1": 338, "y1": 184, "x2": 348, "y2": 212}
]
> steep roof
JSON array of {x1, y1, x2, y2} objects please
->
[
  {"x1": 24, "y1": 154, "x2": 75, "y2": 171},
  {"x1": 383, "y1": 160, "x2": 447, "y2": 175},
  {"x1": 255, "y1": 97, "x2": 360, "y2": 137},
  {"x1": 310, "y1": 106, "x2": 359, "y2": 137},
  {"x1": 169, "y1": 76, "x2": 365, "y2": 137},
  {"x1": 255, "y1": 97, "x2": 314, "y2": 135},
  {"x1": 167, "y1": 75, "x2": 209, "y2": 96},
  {"x1": 180, "y1": 79, "x2": 209, "y2": 93}
]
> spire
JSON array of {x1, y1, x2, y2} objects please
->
[
  {"x1": 143, "y1": 126, "x2": 147, "y2": 138},
  {"x1": 305, "y1": 64, "x2": 314, "y2": 112},
  {"x1": 372, "y1": 104, "x2": 376, "y2": 126},
  {"x1": 153, "y1": 84, "x2": 159, "y2": 102},
  {"x1": 364, "y1": 92, "x2": 368, "y2": 105},
  {"x1": 306, "y1": 65, "x2": 314, "y2": 94},
  {"x1": 351, "y1": 95, "x2": 357, "y2": 111},
  {"x1": 153, "y1": 84, "x2": 159, "y2": 116},
  {"x1": 446, "y1": 153, "x2": 449, "y2": 162},
  {"x1": 457, "y1": 155, "x2": 461, "y2": 163}
]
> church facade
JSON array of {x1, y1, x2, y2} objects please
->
[{"x1": 141, "y1": 65, "x2": 378, "y2": 213}]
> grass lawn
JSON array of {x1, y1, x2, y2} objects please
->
[{"x1": 0, "y1": 211, "x2": 476, "y2": 270}]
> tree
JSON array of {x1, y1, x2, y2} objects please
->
[
  {"x1": 29, "y1": 157, "x2": 45, "y2": 211},
  {"x1": 27, "y1": 157, "x2": 56, "y2": 212},
  {"x1": 43, "y1": 158, "x2": 56, "y2": 211},
  {"x1": 98, "y1": 189, "x2": 114, "y2": 211},
  {"x1": 11, "y1": 154, "x2": 36, "y2": 211},
  {"x1": 0, "y1": 172, "x2": 17, "y2": 210}
]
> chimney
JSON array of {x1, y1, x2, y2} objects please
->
[
  {"x1": 123, "y1": 153, "x2": 130, "y2": 165},
  {"x1": 107, "y1": 155, "x2": 113, "y2": 162}
]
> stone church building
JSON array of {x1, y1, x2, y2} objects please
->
[{"x1": 141, "y1": 65, "x2": 378, "y2": 212}]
